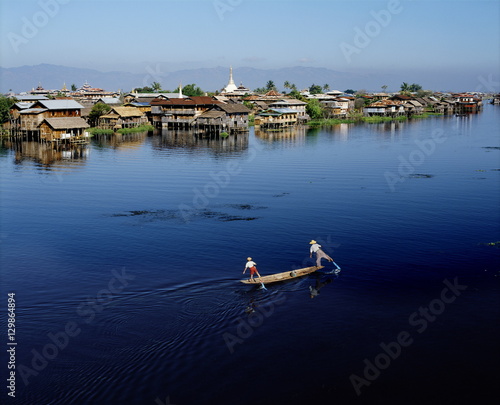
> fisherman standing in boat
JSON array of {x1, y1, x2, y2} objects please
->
[
  {"x1": 309, "y1": 240, "x2": 334, "y2": 267},
  {"x1": 243, "y1": 257, "x2": 262, "y2": 283}
]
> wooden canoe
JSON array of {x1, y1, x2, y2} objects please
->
[{"x1": 240, "y1": 266, "x2": 323, "y2": 285}]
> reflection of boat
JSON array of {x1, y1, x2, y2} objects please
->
[{"x1": 240, "y1": 266, "x2": 323, "y2": 285}]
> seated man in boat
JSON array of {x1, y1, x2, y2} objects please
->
[
  {"x1": 243, "y1": 257, "x2": 262, "y2": 283},
  {"x1": 309, "y1": 240, "x2": 334, "y2": 267}
]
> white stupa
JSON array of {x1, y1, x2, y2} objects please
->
[{"x1": 223, "y1": 66, "x2": 238, "y2": 93}]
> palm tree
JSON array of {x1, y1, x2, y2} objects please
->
[
  {"x1": 381, "y1": 85, "x2": 388, "y2": 93},
  {"x1": 266, "y1": 80, "x2": 276, "y2": 91},
  {"x1": 400, "y1": 82, "x2": 410, "y2": 92},
  {"x1": 151, "y1": 81, "x2": 162, "y2": 93},
  {"x1": 323, "y1": 84, "x2": 330, "y2": 93}
]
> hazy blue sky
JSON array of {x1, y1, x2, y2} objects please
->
[{"x1": 1, "y1": 0, "x2": 499, "y2": 90}]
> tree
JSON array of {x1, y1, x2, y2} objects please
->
[
  {"x1": 306, "y1": 99, "x2": 324, "y2": 119},
  {"x1": 381, "y1": 85, "x2": 388, "y2": 93},
  {"x1": 400, "y1": 82, "x2": 422, "y2": 93},
  {"x1": 284, "y1": 81, "x2": 291, "y2": 91},
  {"x1": 400, "y1": 82, "x2": 410, "y2": 92},
  {"x1": 0, "y1": 96, "x2": 15, "y2": 124},
  {"x1": 288, "y1": 90, "x2": 306, "y2": 101},
  {"x1": 409, "y1": 83, "x2": 422, "y2": 92},
  {"x1": 354, "y1": 98, "x2": 366, "y2": 110},
  {"x1": 174, "y1": 83, "x2": 204, "y2": 97},
  {"x1": 323, "y1": 84, "x2": 330, "y2": 93},
  {"x1": 344, "y1": 89, "x2": 356, "y2": 94},
  {"x1": 88, "y1": 103, "x2": 111, "y2": 127},
  {"x1": 151, "y1": 81, "x2": 162, "y2": 92},
  {"x1": 309, "y1": 84, "x2": 323, "y2": 95},
  {"x1": 71, "y1": 84, "x2": 77, "y2": 91},
  {"x1": 266, "y1": 80, "x2": 277, "y2": 92},
  {"x1": 135, "y1": 86, "x2": 153, "y2": 93}
]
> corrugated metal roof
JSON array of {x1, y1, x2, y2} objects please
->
[
  {"x1": 16, "y1": 95, "x2": 49, "y2": 101},
  {"x1": 14, "y1": 102, "x2": 34, "y2": 109},
  {"x1": 20, "y1": 108, "x2": 47, "y2": 114},
  {"x1": 37, "y1": 100, "x2": 84, "y2": 110},
  {"x1": 269, "y1": 99, "x2": 307, "y2": 106},
  {"x1": 269, "y1": 108, "x2": 298, "y2": 114},
  {"x1": 97, "y1": 97, "x2": 121, "y2": 104}
]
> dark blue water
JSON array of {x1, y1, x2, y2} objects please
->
[{"x1": 1, "y1": 105, "x2": 499, "y2": 405}]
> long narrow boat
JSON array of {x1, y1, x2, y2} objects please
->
[{"x1": 240, "y1": 265, "x2": 323, "y2": 285}]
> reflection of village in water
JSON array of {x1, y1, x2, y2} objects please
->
[
  {"x1": 2, "y1": 138, "x2": 89, "y2": 169},
  {"x1": 2, "y1": 122, "x2": 359, "y2": 169},
  {"x1": 255, "y1": 123, "x2": 351, "y2": 145},
  {"x1": 150, "y1": 129, "x2": 249, "y2": 154}
]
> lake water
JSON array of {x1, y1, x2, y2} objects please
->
[{"x1": 1, "y1": 105, "x2": 499, "y2": 405}]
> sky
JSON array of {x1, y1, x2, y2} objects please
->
[{"x1": 1, "y1": 0, "x2": 499, "y2": 91}]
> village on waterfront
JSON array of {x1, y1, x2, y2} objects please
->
[{"x1": 1, "y1": 67, "x2": 497, "y2": 145}]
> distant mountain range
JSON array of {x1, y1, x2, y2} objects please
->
[{"x1": 0, "y1": 64, "x2": 402, "y2": 94}]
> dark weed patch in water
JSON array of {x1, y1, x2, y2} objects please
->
[
  {"x1": 408, "y1": 173, "x2": 434, "y2": 179},
  {"x1": 224, "y1": 204, "x2": 267, "y2": 210},
  {"x1": 108, "y1": 208, "x2": 260, "y2": 223}
]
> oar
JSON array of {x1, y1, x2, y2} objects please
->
[
  {"x1": 332, "y1": 261, "x2": 341, "y2": 270},
  {"x1": 259, "y1": 282, "x2": 267, "y2": 290}
]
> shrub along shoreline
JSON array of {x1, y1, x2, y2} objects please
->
[
  {"x1": 307, "y1": 112, "x2": 443, "y2": 127},
  {"x1": 88, "y1": 125, "x2": 154, "y2": 135}
]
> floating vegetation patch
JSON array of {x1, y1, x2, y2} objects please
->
[
  {"x1": 482, "y1": 146, "x2": 500, "y2": 150},
  {"x1": 273, "y1": 192, "x2": 290, "y2": 198},
  {"x1": 218, "y1": 215, "x2": 259, "y2": 222},
  {"x1": 408, "y1": 173, "x2": 434, "y2": 179},
  {"x1": 224, "y1": 204, "x2": 267, "y2": 211},
  {"x1": 107, "y1": 207, "x2": 260, "y2": 223},
  {"x1": 491, "y1": 169, "x2": 500, "y2": 171},
  {"x1": 479, "y1": 241, "x2": 500, "y2": 248}
]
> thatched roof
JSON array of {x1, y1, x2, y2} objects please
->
[
  {"x1": 216, "y1": 103, "x2": 251, "y2": 114},
  {"x1": 104, "y1": 107, "x2": 144, "y2": 118},
  {"x1": 43, "y1": 117, "x2": 89, "y2": 129},
  {"x1": 199, "y1": 111, "x2": 225, "y2": 119}
]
